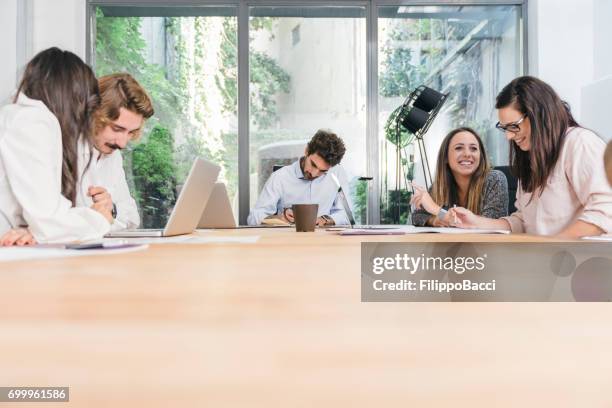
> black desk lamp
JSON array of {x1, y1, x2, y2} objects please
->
[{"x1": 391, "y1": 85, "x2": 448, "y2": 223}]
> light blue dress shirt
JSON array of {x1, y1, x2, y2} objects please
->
[{"x1": 247, "y1": 159, "x2": 352, "y2": 226}]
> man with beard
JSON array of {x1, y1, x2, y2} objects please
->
[
  {"x1": 248, "y1": 130, "x2": 351, "y2": 227},
  {"x1": 77, "y1": 73, "x2": 154, "y2": 230}
]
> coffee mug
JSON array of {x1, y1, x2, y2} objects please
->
[{"x1": 292, "y1": 204, "x2": 318, "y2": 232}]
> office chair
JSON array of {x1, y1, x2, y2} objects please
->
[{"x1": 494, "y1": 166, "x2": 517, "y2": 214}]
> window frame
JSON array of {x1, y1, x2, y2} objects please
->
[{"x1": 87, "y1": 0, "x2": 527, "y2": 224}]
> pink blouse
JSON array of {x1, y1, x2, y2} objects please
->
[{"x1": 503, "y1": 127, "x2": 612, "y2": 235}]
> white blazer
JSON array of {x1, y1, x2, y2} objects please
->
[
  {"x1": 0, "y1": 93, "x2": 111, "y2": 243},
  {"x1": 76, "y1": 139, "x2": 140, "y2": 231}
]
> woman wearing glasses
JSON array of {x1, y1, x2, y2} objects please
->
[
  {"x1": 410, "y1": 127, "x2": 508, "y2": 226},
  {"x1": 451, "y1": 76, "x2": 612, "y2": 237}
]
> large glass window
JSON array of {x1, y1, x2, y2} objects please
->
[
  {"x1": 91, "y1": 2, "x2": 524, "y2": 226},
  {"x1": 378, "y1": 5, "x2": 523, "y2": 223},
  {"x1": 94, "y1": 6, "x2": 238, "y2": 228},
  {"x1": 248, "y1": 7, "x2": 367, "y2": 222}
]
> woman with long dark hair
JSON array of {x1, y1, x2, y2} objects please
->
[
  {"x1": 0, "y1": 47, "x2": 112, "y2": 245},
  {"x1": 452, "y1": 76, "x2": 612, "y2": 237},
  {"x1": 411, "y1": 127, "x2": 508, "y2": 226}
]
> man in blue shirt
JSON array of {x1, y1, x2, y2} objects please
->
[{"x1": 247, "y1": 130, "x2": 351, "y2": 226}]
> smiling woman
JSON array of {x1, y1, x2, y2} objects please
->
[
  {"x1": 451, "y1": 76, "x2": 612, "y2": 238},
  {"x1": 410, "y1": 127, "x2": 508, "y2": 227}
]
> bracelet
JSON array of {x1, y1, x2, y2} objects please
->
[{"x1": 111, "y1": 203, "x2": 117, "y2": 219}]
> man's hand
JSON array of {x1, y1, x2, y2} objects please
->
[
  {"x1": 88, "y1": 186, "x2": 113, "y2": 212},
  {"x1": 0, "y1": 228, "x2": 36, "y2": 246},
  {"x1": 282, "y1": 208, "x2": 295, "y2": 223},
  {"x1": 91, "y1": 201, "x2": 113, "y2": 223},
  {"x1": 316, "y1": 215, "x2": 335, "y2": 227}
]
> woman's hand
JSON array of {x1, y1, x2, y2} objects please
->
[
  {"x1": 410, "y1": 184, "x2": 441, "y2": 215},
  {"x1": 448, "y1": 206, "x2": 511, "y2": 231},
  {"x1": 447, "y1": 206, "x2": 476, "y2": 227},
  {"x1": 0, "y1": 228, "x2": 37, "y2": 246}
]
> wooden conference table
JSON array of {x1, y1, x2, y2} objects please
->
[{"x1": 0, "y1": 229, "x2": 611, "y2": 407}]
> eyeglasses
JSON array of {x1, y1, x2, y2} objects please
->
[{"x1": 495, "y1": 114, "x2": 527, "y2": 134}]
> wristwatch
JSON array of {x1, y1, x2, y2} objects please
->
[{"x1": 111, "y1": 203, "x2": 117, "y2": 219}]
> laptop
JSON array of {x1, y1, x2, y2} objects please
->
[
  {"x1": 197, "y1": 183, "x2": 237, "y2": 229},
  {"x1": 329, "y1": 174, "x2": 399, "y2": 230},
  {"x1": 106, "y1": 158, "x2": 220, "y2": 237},
  {"x1": 197, "y1": 183, "x2": 293, "y2": 229}
]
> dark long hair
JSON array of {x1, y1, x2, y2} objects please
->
[
  {"x1": 14, "y1": 47, "x2": 100, "y2": 205},
  {"x1": 495, "y1": 76, "x2": 578, "y2": 194},
  {"x1": 431, "y1": 127, "x2": 491, "y2": 214}
]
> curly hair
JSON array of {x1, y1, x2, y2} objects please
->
[{"x1": 305, "y1": 129, "x2": 346, "y2": 167}]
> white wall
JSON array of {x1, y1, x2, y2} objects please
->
[
  {"x1": 528, "y1": 0, "x2": 594, "y2": 120},
  {"x1": 529, "y1": 0, "x2": 611, "y2": 141},
  {"x1": 31, "y1": 0, "x2": 87, "y2": 59},
  {"x1": 0, "y1": 0, "x2": 86, "y2": 105},
  {"x1": 592, "y1": 0, "x2": 612, "y2": 79},
  {"x1": 581, "y1": 0, "x2": 612, "y2": 141},
  {"x1": 0, "y1": 0, "x2": 18, "y2": 104}
]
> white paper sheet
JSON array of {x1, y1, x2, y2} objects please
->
[
  {"x1": 582, "y1": 234, "x2": 612, "y2": 242},
  {"x1": 0, "y1": 244, "x2": 149, "y2": 263},
  {"x1": 337, "y1": 226, "x2": 510, "y2": 236},
  {"x1": 105, "y1": 235, "x2": 260, "y2": 244},
  {"x1": 412, "y1": 227, "x2": 511, "y2": 235}
]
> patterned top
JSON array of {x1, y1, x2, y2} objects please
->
[{"x1": 411, "y1": 169, "x2": 509, "y2": 226}]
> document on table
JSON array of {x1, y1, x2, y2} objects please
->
[
  {"x1": 337, "y1": 229, "x2": 407, "y2": 236},
  {"x1": 104, "y1": 235, "x2": 260, "y2": 244},
  {"x1": 0, "y1": 244, "x2": 148, "y2": 263},
  {"x1": 412, "y1": 227, "x2": 511, "y2": 234},
  {"x1": 582, "y1": 234, "x2": 612, "y2": 242},
  {"x1": 337, "y1": 226, "x2": 510, "y2": 236}
]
